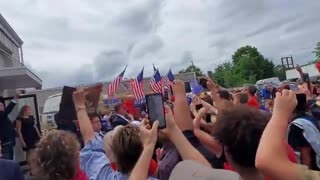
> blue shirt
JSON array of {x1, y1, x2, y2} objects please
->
[
  {"x1": 80, "y1": 135, "x2": 158, "y2": 180},
  {"x1": 262, "y1": 88, "x2": 271, "y2": 99}
]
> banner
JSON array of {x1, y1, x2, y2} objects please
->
[
  {"x1": 84, "y1": 84, "x2": 103, "y2": 114},
  {"x1": 58, "y1": 84, "x2": 102, "y2": 123}
]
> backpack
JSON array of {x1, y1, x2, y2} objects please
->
[{"x1": 288, "y1": 114, "x2": 320, "y2": 168}]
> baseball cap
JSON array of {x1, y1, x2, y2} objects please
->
[{"x1": 169, "y1": 160, "x2": 241, "y2": 180}]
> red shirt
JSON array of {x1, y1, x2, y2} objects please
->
[
  {"x1": 248, "y1": 96, "x2": 260, "y2": 109},
  {"x1": 72, "y1": 167, "x2": 87, "y2": 180}
]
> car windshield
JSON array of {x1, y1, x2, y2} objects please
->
[{"x1": 42, "y1": 95, "x2": 62, "y2": 114}]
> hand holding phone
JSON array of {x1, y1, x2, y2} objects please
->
[{"x1": 146, "y1": 94, "x2": 166, "y2": 129}]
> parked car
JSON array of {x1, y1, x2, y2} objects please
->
[{"x1": 40, "y1": 93, "x2": 61, "y2": 135}]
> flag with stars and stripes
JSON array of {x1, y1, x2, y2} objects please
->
[
  {"x1": 130, "y1": 67, "x2": 145, "y2": 100},
  {"x1": 108, "y1": 66, "x2": 127, "y2": 96}
]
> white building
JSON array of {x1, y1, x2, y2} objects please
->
[
  {"x1": 0, "y1": 13, "x2": 42, "y2": 167},
  {"x1": 0, "y1": 13, "x2": 42, "y2": 97},
  {"x1": 286, "y1": 63, "x2": 320, "y2": 81}
]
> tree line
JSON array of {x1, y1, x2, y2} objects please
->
[{"x1": 179, "y1": 43, "x2": 320, "y2": 88}]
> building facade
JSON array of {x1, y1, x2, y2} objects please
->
[
  {"x1": 0, "y1": 13, "x2": 42, "y2": 97},
  {"x1": 0, "y1": 13, "x2": 42, "y2": 164}
]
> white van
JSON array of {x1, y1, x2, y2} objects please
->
[
  {"x1": 256, "y1": 77, "x2": 281, "y2": 90},
  {"x1": 40, "y1": 93, "x2": 61, "y2": 136}
]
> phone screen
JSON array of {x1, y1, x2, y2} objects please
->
[{"x1": 146, "y1": 94, "x2": 166, "y2": 129}]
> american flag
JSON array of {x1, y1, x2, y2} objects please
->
[
  {"x1": 163, "y1": 69, "x2": 175, "y2": 88},
  {"x1": 150, "y1": 66, "x2": 163, "y2": 93},
  {"x1": 108, "y1": 66, "x2": 127, "y2": 96},
  {"x1": 130, "y1": 67, "x2": 145, "y2": 100}
]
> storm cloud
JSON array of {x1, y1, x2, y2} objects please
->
[{"x1": 0, "y1": 0, "x2": 319, "y2": 88}]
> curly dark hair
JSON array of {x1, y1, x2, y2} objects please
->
[
  {"x1": 248, "y1": 86, "x2": 257, "y2": 96},
  {"x1": 34, "y1": 130, "x2": 80, "y2": 180},
  {"x1": 112, "y1": 125, "x2": 142, "y2": 174},
  {"x1": 213, "y1": 103, "x2": 269, "y2": 168}
]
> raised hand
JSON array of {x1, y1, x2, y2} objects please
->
[
  {"x1": 171, "y1": 80, "x2": 186, "y2": 97},
  {"x1": 191, "y1": 94, "x2": 201, "y2": 105},
  {"x1": 295, "y1": 64, "x2": 303, "y2": 73},
  {"x1": 193, "y1": 108, "x2": 222, "y2": 156},
  {"x1": 140, "y1": 119, "x2": 159, "y2": 149},
  {"x1": 273, "y1": 89, "x2": 297, "y2": 121},
  {"x1": 206, "y1": 77, "x2": 218, "y2": 92},
  {"x1": 73, "y1": 88, "x2": 87, "y2": 107},
  {"x1": 160, "y1": 106, "x2": 179, "y2": 138}
]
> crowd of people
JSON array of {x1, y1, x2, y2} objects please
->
[{"x1": 1, "y1": 73, "x2": 320, "y2": 179}]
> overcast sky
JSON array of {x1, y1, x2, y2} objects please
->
[{"x1": 1, "y1": 0, "x2": 319, "y2": 88}]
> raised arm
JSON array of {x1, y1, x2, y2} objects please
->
[
  {"x1": 206, "y1": 78, "x2": 223, "y2": 109},
  {"x1": 256, "y1": 90, "x2": 301, "y2": 180},
  {"x1": 200, "y1": 99, "x2": 218, "y2": 114},
  {"x1": 163, "y1": 105, "x2": 211, "y2": 167},
  {"x1": 5, "y1": 93, "x2": 19, "y2": 115},
  {"x1": 193, "y1": 108, "x2": 222, "y2": 156},
  {"x1": 129, "y1": 120, "x2": 158, "y2": 180},
  {"x1": 73, "y1": 88, "x2": 95, "y2": 144},
  {"x1": 171, "y1": 80, "x2": 193, "y2": 131}
]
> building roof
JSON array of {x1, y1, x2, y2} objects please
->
[{"x1": 0, "y1": 13, "x2": 23, "y2": 45}]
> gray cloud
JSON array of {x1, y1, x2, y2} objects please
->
[
  {"x1": 180, "y1": 51, "x2": 193, "y2": 63},
  {"x1": 131, "y1": 35, "x2": 164, "y2": 58},
  {"x1": 0, "y1": 0, "x2": 319, "y2": 88},
  {"x1": 93, "y1": 50, "x2": 128, "y2": 81},
  {"x1": 113, "y1": 0, "x2": 164, "y2": 34}
]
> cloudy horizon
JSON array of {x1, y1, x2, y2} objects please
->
[{"x1": 1, "y1": 0, "x2": 319, "y2": 88}]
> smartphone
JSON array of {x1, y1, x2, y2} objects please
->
[
  {"x1": 296, "y1": 93, "x2": 307, "y2": 110},
  {"x1": 199, "y1": 78, "x2": 208, "y2": 89},
  {"x1": 184, "y1": 81, "x2": 192, "y2": 93},
  {"x1": 208, "y1": 71, "x2": 213, "y2": 79},
  {"x1": 145, "y1": 93, "x2": 166, "y2": 129}
]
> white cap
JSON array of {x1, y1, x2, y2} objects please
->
[{"x1": 169, "y1": 160, "x2": 241, "y2": 180}]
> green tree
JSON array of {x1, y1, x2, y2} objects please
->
[
  {"x1": 213, "y1": 62, "x2": 247, "y2": 87},
  {"x1": 313, "y1": 42, "x2": 320, "y2": 59},
  {"x1": 232, "y1": 45, "x2": 261, "y2": 65},
  {"x1": 179, "y1": 64, "x2": 204, "y2": 77},
  {"x1": 213, "y1": 45, "x2": 276, "y2": 88},
  {"x1": 232, "y1": 45, "x2": 275, "y2": 82},
  {"x1": 213, "y1": 62, "x2": 232, "y2": 87}
]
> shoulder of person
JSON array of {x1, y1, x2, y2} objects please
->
[
  {"x1": 0, "y1": 159, "x2": 22, "y2": 175},
  {"x1": 0, "y1": 159, "x2": 19, "y2": 167}
]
